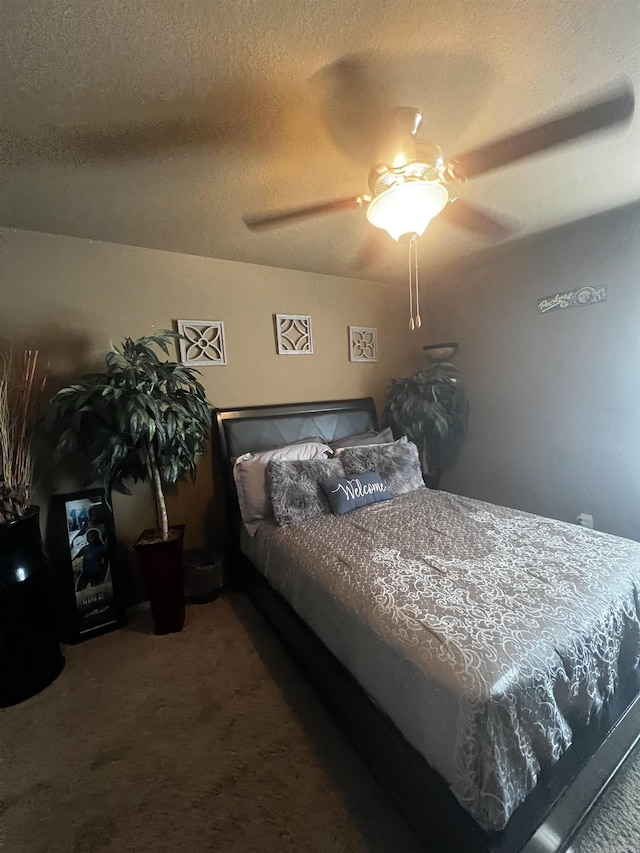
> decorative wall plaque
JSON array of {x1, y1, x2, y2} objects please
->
[
  {"x1": 537, "y1": 285, "x2": 607, "y2": 314},
  {"x1": 349, "y1": 326, "x2": 378, "y2": 362},
  {"x1": 275, "y1": 314, "x2": 313, "y2": 355},
  {"x1": 176, "y1": 320, "x2": 227, "y2": 366}
]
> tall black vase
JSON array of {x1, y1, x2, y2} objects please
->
[{"x1": 0, "y1": 506, "x2": 65, "y2": 707}]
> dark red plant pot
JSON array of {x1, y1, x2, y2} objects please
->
[{"x1": 134, "y1": 525, "x2": 186, "y2": 635}]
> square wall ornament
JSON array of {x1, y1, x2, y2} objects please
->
[
  {"x1": 349, "y1": 326, "x2": 377, "y2": 362},
  {"x1": 275, "y1": 314, "x2": 313, "y2": 355},
  {"x1": 177, "y1": 320, "x2": 227, "y2": 366}
]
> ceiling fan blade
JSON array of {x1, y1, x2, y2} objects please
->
[
  {"x1": 349, "y1": 230, "x2": 388, "y2": 271},
  {"x1": 243, "y1": 196, "x2": 366, "y2": 231},
  {"x1": 452, "y1": 84, "x2": 634, "y2": 180},
  {"x1": 313, "y1": 54, "x2": 392, "y2": 165},
  {"x1": 439, "y1": 199, "x2": 517, "y2": 240},
  {"x1": 4, "y1": 117, "x2": 264, "y2": 167},
  {"x1": 3, "y1": 83, "x2": 317, "y2": 165}
]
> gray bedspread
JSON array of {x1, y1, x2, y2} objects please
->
[{"x1": 242, "y1": 489, "x2": 640, "y2": 831}]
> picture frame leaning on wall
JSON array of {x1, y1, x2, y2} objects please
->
[{"x1": 49, "y1": 488, "x2": 126, "y2": 643}]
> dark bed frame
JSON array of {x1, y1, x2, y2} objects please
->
[{"x1": 213, "y1": 397, "x2": 640, "y2": 853}]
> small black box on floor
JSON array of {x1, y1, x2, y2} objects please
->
[{"x1": 183, "y1": 550, "x2": 224, "y2": 604}]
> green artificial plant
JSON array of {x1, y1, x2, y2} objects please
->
[
  {"x1": 46, "y1": 331, "x2": 210, "y2": 541},
  {"x1": 385, "y1": 362, "x2": 469, "y2": 479}
]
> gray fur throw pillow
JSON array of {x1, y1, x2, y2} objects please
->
[
  {"x1": 329, "y1": 426, "x2": 394, "y2": 450},
  {"x1": 267, "y1": 458, "x2": 346, "y2": 525},
  {"x1": 339, "y1": 441, "x2": 424, "y2": 495}
]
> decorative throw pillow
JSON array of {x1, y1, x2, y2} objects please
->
[
  {"x1": 321, "y1": 470, "x2": 392, "y2": 515},
  {"x1": 340, "y1": 441, "x2": 424, "y2": 496},
  {"x1": 333, "y1": 436, "x2": 408, "y2": 456},
  {"x1": 267, "y1": 458, "x2": 346, "y2": 526},
  {"x1": 233, "y1": 440, "x2": 331, "y2": 532},
  {"x1": 330, "y1": 426, "x2": 395, "y2": 450}
]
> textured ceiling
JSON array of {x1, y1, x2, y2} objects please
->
[{"x1": 2, "y1": 0, "x2": 639, "y2": 283}]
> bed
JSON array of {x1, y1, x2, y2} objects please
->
[{"x1": 213, "y1": 397, "x2": 640, "y2": 853}]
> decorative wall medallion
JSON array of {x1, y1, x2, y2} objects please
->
[
  {"x1": 275, "y1": 314, "x2": 313, "y2": 355},
  {"x1": 176, "y1": 320, "x2": 227, "y2": 366},
  {"x1": 349, "y1": 326, "x2": 378, "y2": 362},
  {"x1": 537, "y1": 285, "x2": 607, "y2": 314}
]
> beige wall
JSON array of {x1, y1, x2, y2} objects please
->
[
  {"x1": 424, "y1": 203, "x2": 640, "y2": 542},
  {"x1": 3, "y1": 205, "x2": 638, "y2": 605},
  {"x1": 2, "y1": 227, "x2": 414, "y2": 600}
]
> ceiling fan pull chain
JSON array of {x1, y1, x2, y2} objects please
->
[
  {"x1": 408, "y1": 240, "x2": 415, "y2": 330},
  {"x1": 414, "y1": 237, "x2": 421, "y2": 329}
]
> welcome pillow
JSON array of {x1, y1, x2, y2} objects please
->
[{"x1": 321, "y1": 470, "x2": 392, "y2": 515}]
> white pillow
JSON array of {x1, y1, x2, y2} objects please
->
[{"x1": 233, "y1": 440, "x2": 331, "y2": 533}]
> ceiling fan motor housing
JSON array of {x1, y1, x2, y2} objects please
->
[{"x1": 368, "y1": 156, "x2": 443, "y2": 196}]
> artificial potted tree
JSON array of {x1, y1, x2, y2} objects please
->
[
  {"x1": 0, "y1": 349, "x2": 65, "y2": 705},
  {"x1": 385, "y1": 362, "x2": 469, "y2": 488},
  {"x1": 46, "y1": 331, "x2": 210, "y2": 635}
]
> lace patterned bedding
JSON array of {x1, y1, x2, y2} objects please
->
[{"x1": 242, "y1": 489, "x2": 640, "y2": 831}]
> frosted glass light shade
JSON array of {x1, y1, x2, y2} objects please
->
[{"x1": 366, "y1": 181, "x2": 449, "y2": 241}]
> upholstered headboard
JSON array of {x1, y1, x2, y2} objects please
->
[
  {"x1": 216, "y1": 397, "x2": 376, "y2": 459},
  {"x1": 213, "y1": 397, "x2": 378, "y2": 522}
]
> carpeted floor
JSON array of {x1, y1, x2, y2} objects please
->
[{"x1": 1, "y1": 594, "x2": 639, "y2": 853}]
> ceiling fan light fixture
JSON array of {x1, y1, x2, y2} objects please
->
[{"x1": 366, "y1": 181, "x2": 449, "y2": 241}]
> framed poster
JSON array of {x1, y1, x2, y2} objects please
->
[{"x1": 50, "y1": 488, "x2": 126, "y2": 643}]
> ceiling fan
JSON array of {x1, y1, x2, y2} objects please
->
[{"x1": 243, "y1": 84, "x2": 634, "y2": 326}]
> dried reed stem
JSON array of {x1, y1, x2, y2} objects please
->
[{"x1": 0, "y1": 349, "x2": 45, "y2": 522}]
